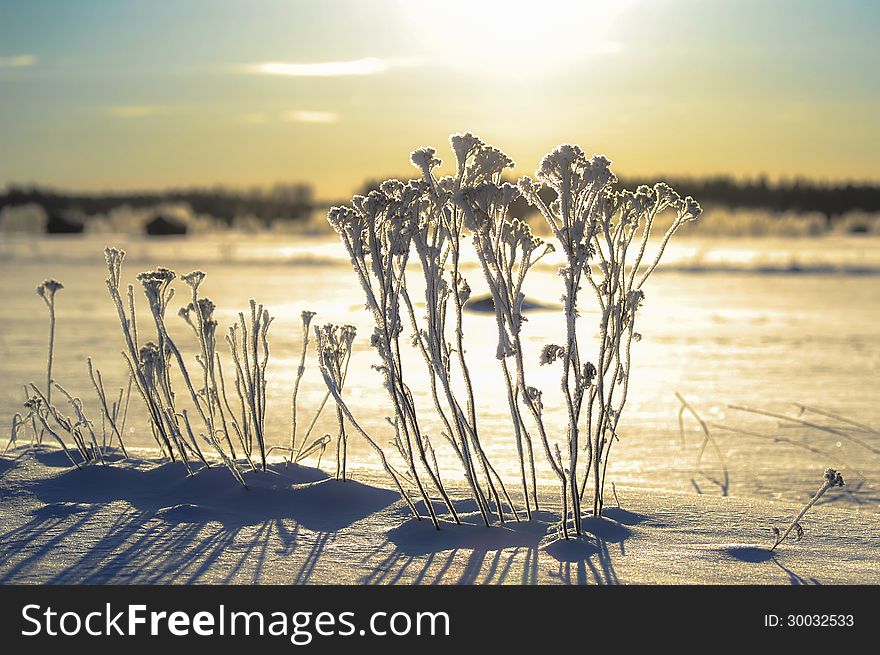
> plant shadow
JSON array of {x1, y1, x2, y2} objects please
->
[
  {"x1": 723, "y1": 546, "x2": 821, "y2": 585},
  {"x1": 18, "y1": 457, "x2": 395, "y2": 532},
  {"x1": 369, "y1": 501, "x2": 630, "y2": 585}
]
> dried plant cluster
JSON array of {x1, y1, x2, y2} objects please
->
[
  {"x1": 11, "y1": 132, "x2": 704, "y2": 541},
  {"x1": 326, "y1": 133, "x2": 702, "y2": 536}
]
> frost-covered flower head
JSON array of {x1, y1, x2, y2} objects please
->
[
  {"x1": 505, "y1": 217, "x2": 549, "y2": 259},
  {"x1": 183, "y1": 296, "x2": 218, "y2": 346},
  {"x1": 314, "y1": 323, "x2": 357, "y2": 389},
  {"x1": 823, "y1": 468, "x2": 845, "y2": 488},
  {"x1": 178, "y1": 305, "x2": 196, "y2": 331},
  {"x1": 181, "y1": 270, "x2": 206, "y2": 292},
  {"x1": 352, "y1": 184, "x2": 418, "y2": 259},
  {"x1": 104, "y1": 247, "x2": 126, "y2": 290},
  {"x1": 327, "y1": 205, "x2": 369, "y2": 259},
  {"x1": 411, "y1": 147, "x2": 441, "y2": 182},
  {"x1": 301, "y1": 310, "x2": 317, "y2": 330},
  {"x1": 536, "y1": 145, "x2": 615, "y2": 191},
  {"x1": 196, "y1": 297, "x2": 215, "y2": 321},
  {"x1": 448, "y1": 132, "x2": 514, "y2": 187},
  {"x1": 454, "y1": 182, "x2": 520, "y2": 234},
  {"x1": 539, "y1": 344, "x2": 565, "y2": 366},
  {"x1": 137, "y1": 268, "x2": 176, "y2": 316},
  {"x1": 36, "y1": 279, "x2": 64, "y2": 305},
  {"x1": 524, "y1": 146, "x2": 615, "y2": 213},
  {"x1": 680, "y1": 196, "x2": 702, "y2": 222},
  {"x1": 450, "y1": 132, "x2": 482, "y2": 171}
]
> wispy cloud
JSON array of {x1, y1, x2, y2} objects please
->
[
  {"x1": 283, "y1": 110, "x2": 338, "y2": 124},
  {"x1": 244, "y1": 57, "x2": 414, "y2": 77},
  {"x1": 0, "y1": 54, "x2": 37, "y2": 69},
  {"x1": 103, "y1": 105, "x2": 169, "y2": 119}
]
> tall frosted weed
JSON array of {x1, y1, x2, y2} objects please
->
[
  {"x1": 36, "y1": 279, "x2": 63, "y2": 441},
  {"x1": 328, "y1": 134, "x2": 700, "y2": 537},
  {"x1": 225, "y1": 299, "x2": 274, "y2": 471},
  {"x1": 328, "y1": 185, "x2": 460, "y2": 529}
]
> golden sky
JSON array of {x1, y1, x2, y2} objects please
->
[{"x1": 1, "y1": 0, "x2": 879, "y2": 198}]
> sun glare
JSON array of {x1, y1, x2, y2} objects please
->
[{"x1": 396, "y1": 0, "x2": 634, "y2": 76}]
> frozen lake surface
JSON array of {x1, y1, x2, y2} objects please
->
[{"x1": 1, "y1": 233, "x2": 878, "y2": 510}]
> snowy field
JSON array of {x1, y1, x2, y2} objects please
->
[
  {"x1": 1, "y1": 233, "x2": 878, "y2": 584},
  {"x1": 0, "y1": 448, "x2": 877, "y2": 584}
]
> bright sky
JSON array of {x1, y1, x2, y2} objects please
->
[{"x1": 1, "y1": 0, "x2": 879, "y2": 198}]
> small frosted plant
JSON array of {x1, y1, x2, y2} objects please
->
[
  {"x1": 290, "y1": 310, "x2": 316, "y2": 461},
  {"x1": 103, "y1": 248, "x2": 246, "y2": 486},
  {"x1": 21, "y1": 380, "x2": 109, "y2": 467},
  {"x1": 315, "y1": 321, "x2": 419, "y2": 519},
  {"x1": 50, "y1": 381, "x2": 106, "y2": 464},
  {"x1": 311, "y1": 323, "x2": 356, "y2": 479},
  {"x1": 225, "y1": 299, "x2": 274, "y2": 471},
  {"x1": 104, "y1": 248, "x2": 175, "y2": 458},
  {"x1": 36, "y1": 279, "x2": 63, "y2": 421},
  {"x1": 87, "y1": 357, "x2": 130, "y2": 457},
  {"x1": 179, "y1": 271, "x2": 241, "y2": 461},
  {"x1": 4, "y1": 413, "x2": 25, "y2": 454},
  {"x1": 770, "y1": 468, "x2": 845, "y2": 552},
  {"x1": 23, "y1": 395, "x2": 81, "y2": 468}
]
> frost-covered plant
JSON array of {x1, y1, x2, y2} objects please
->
[
  {"x1": 22, "y1": 380, "x2": 110, "y2": 467},
  {"x1": 406, "y1": 139, "x2": 525, "y2": 525},
  {"x1": 179, "y1": 271, "x2": 241, "y2": 462},
  {"x1": 103, "y1": 248, "x2": 246, "y2": 486},
  {"x1": 104, "y1": 248, "x2": 174, "y2": 458},
  {"x1": 328, "y1": 134, "x2": 699, "y2": 535},
  {"x1": 289, "y1": 310, "x2": 316, "y2": 460},
  {"x1": 36, "y1": 279, "x2": 63, "y2": 419},
  {"x1": 315, "y1": 321, "x2": 419, "y2": 519},
  {"x1": 87, "y1": 358, "x2": 131, "y2": 457},
  {"x1": 770, "y1": 468, "x2": 845, "y2": 551},
  {"x1": 520, "y1": 146, "x2": 701, "y2": 530},
  {"x1": 4, "y1": 413, "x2": 24, "y2": 454},
  {"x1": 310, "y1": 324, "x2": 356, "y2": 479},
  {"x1": 22, "y1": 395, "x2": 81, "y2": 468},
  {"x1": 225, "y1": 299, "x2": 273, "y2": 471},
  {"x1": 328, "y1": 187, "x2": 459, "y2": 529},
  {"x1": 456, "y1": 174, "x2": 555, "y2": 521}
]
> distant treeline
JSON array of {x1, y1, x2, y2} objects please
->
[
  {"x1": 358, "y1": 175, "x2": 880, "y2": 226},
  {"x1": 616, "y1": 176, "x2": 880, "y2": 222},
  {"x1": 4, "y1": 176, "x2": 880, "y2": 230},
  {"x1": 0, "y1": 184, "x2": 315, "y2": 225}
]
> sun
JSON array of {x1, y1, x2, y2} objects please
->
[{"x1": 395, "y1": 0, "x2": 634, "y2": 77}]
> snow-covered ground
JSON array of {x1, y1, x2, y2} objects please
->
[
  {"x1": 2, "y1": 233, "x2": 879, "y2": 507},
  {"x1": 1, "y1": 234, "x2": 877, "y2": 584},
  {"x1": 1, "y1": 447, "x2": 876, "y2": 585}
]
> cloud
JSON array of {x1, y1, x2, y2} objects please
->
[
  {"x1": 103, "y1": 105, "x2": 168, "y2": 119},
  {"x1": 0, "y1": 54, "x2": 37, "y2": 68},
  {"x1": 245, "y1": 57, "x2": 414, "y2": 77},
  {"x1": 283, "y1": 110, "x2": 338, "y2": 124}
]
